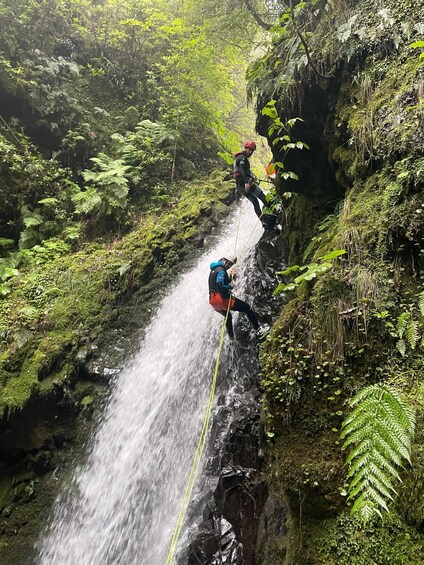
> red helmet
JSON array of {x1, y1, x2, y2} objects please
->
[{"x1": 243, "y1": 140, "x2": 256, "y2": 150}]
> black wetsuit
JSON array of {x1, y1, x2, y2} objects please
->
[
  {"x1": 233, "y1": 151, "x2": 267, "y2": 218},
  {"x1": 208, "y1": 261, "x2": 260, "y2": 339}
]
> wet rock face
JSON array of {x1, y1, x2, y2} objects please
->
[
  {"x1": 257, "y1": 80, "x2": 343, "y2": 201},
  {"x1": 184, "y1": 233, "x2": 286, "y2": 564},
  {"x1": 186, "y1": 415, "x2": 268, "y2": 565}
]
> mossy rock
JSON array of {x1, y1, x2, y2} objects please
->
[{"x1": 305, "y1": 511, "x2": 424, "y2": 565}]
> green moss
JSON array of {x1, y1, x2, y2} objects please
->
[
  {"x1": 306, "y1": 511, "x2": 424, "y2": 565},
  {"x1": 0, "y1": 173, "x2": 233, "y2": 418},
  {"x1": 0, "y1": 330, "x2": 79, "y2": 417},
  {"x1": 0, "y1": 371, "x2": 38, "y2": 416}
]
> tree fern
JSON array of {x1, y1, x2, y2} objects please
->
[
  {"x1": 72, "y1": 187, "x2": 103, "y2": 215},
  {"x1": 135, "y1": 119, "x2": 180, "y2": 147},
  {"x1": 78, "y1": 153, "x2": 131, "y2": 215},
  {"x1": 340, "y1": 383, "x2": 415, "y2": 522}
]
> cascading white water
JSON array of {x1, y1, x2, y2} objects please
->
[{"x1": 36, "y1": 200, "x2": 262, "y2": 565}]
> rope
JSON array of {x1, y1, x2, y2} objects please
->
[
  {"x1": 233, "y1": 212, "x2": 264, "y2": 270},
  {"x1": 165, "y1": 201, "x2": 264, "y2": 564},
  {"x1": 165, "y1": 297, "x2": 232, "y2": 564}
]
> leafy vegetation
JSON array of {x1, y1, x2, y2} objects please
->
[
  {"x1": 341, "y1": 384, "x2": 416, "y2": 522},
  {"x1": 0, "y1": 174, "x2": 232, "y2": 418},
  {"x1": 255, "y1": 0, "x2": 424, "y2": 562},
  {"x1": 0, "y1": 0, "x2": 275, "y2": 250},
  {"x1": 274, "y1": 249, "x2": 346, "y2": 293}
]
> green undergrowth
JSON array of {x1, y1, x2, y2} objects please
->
[
  {"x1": 259, "y1": 47, "x2": 424, "y2": 565},
  {"x1": 0, "y1": 173, "x2": 231, "y2": 419},
  {"x1": 249, "y1": 0, "x2": 424, "y2": 114},
  {"x1": 305, "y1": 510, "x2": 424, "y2": 565},
  {"x1": 260, "y1": 158, "x2": 424, "y2": 560}
]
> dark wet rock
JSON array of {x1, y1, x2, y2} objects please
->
[
  {"x1": 28, "y1": 451, "x2": 54, "y2": 475},
  {"x1": 183, "y1": 234, "x2": 285, "y2": 564},
  {"x1": 256, "y1": 494, "x2": 291, "y2": 563},
  {"x1": 220, "y1": 188, "x2": 238, "y2": 207}
]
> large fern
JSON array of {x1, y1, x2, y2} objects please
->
[
  {"x1": 340, "y1": 383, "x2": 415, "y2": 522},
  {"x1": 77, "y1": 153, "x2": 131, "y2": 215}
]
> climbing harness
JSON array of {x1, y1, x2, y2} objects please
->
[{"x1": 165, "y1": 206, "x2": 263, "y2": 564}]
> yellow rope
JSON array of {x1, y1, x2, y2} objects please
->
[
  {"x1": 165, "y1": 299, "x2": 231, "y2": 564},
  {"x1": 231, "y1": 211, "x2": 263, "y2": 271},
  {"x1": 165, "y1": 203, "x2": 264, "y2": 564}
]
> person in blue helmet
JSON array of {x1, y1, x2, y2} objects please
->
[{"x1": 208, "y1": 254, "x2": 260, "y2": 340}]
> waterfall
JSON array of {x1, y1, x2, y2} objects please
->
[{"x1": 36, "y1": 200, "x2": 262, "y2": 565}]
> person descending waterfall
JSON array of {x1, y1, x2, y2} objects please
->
[
  {"x1": 208, "y1": 255, "x2": 260, "y2": 340},
  {"x1": 233, "y1": 140, "x2": 268, "y2": 225}
]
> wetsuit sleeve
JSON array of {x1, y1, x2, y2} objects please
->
[{"x1": 216, "y1": 271, "x2": 232, "y2": 298}]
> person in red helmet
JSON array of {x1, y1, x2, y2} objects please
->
[{"x1": 233, "y1": 140, "x2": 268, "y2": 222}]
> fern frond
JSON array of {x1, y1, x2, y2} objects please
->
[
  {"x1": 341, "y1": 424, "x2": 372, "y2": 449},
  {"x1": 341, "y1": 383, "x2": 415, "y2": 522},
  {"x1": 349, "y1": 383, "x2": 379, "y2": 406},
  {"x1": 406, "y1": 320, "x2": 419, "y2": 350},
  {"x1": 72, "y1": 188, "x2": 102, "y2": 215},
  {"x1": 371, "y1": 448, "x2": 401, "y2": 479},
  {"x1": 380, "y1": 385, "x2": 416, "y2": 433},
  {"x1": 375, "y1": 406, "x2": 412, "y2": 449},
  {"x1": 351, "y1": 497, "x2": 382, "y2": 521},
  {"x1": 397, "y1": 311, "x2": 410, "y2": 339},
  {"x1": 365, "y1": 486, "x2": 390, "y2": 511},
  {"x1": 347, "y1": 461, "x2": 371, "y2": 488},
  {"x1": 373, "y1": 419, "x2": 411, "y2": 461},
  {"x1": 345, "y1": 439, "x2": 371, "y2": 464},
  {"x1": 347, "y1": 477, "x2": 371, "y2": 501},
  {"x1": 340, "y1": 412, "x2": 373, "y2": 442},
  {"x1": 367, "y1": 463, "x2": 395, "y2": 498},
  {"x1": 397, "y1": 339, "x2": 406, "y2": 357}
]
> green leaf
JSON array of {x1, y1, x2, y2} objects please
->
[
  {"x1": 273, "y1": 282, "x2": 296, "y2": 295},
  {"x1": 397, "y1": 311, "x2": 410, "y2": 339},
  {"x1": 276, "y1": 265, "x2": 301, "y2": 276},
  {"x1": 318, "y1": 249, "x2": 346, "y2": 261},
  {"x1": 38, "y1": 197, "x2": 59, "y2": 206},
  {"x1": 397, "y1": 339, "x2": 406, "y2": 357},
  {"x1": 262, "y1": 106, "x2": 278, "y2": 119},
  {"x1": 0, "y1": 284, "x2": 11, "y2": 296},
  {"x1": 0, "y1": 238, "x2": 15, "y2": 248},
  {"x1": 23, "y1": 216, "x2": 42, "y2": 228},
  {"x1": 406, "y1": 320, "x2": 419, "y2": 350}
]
